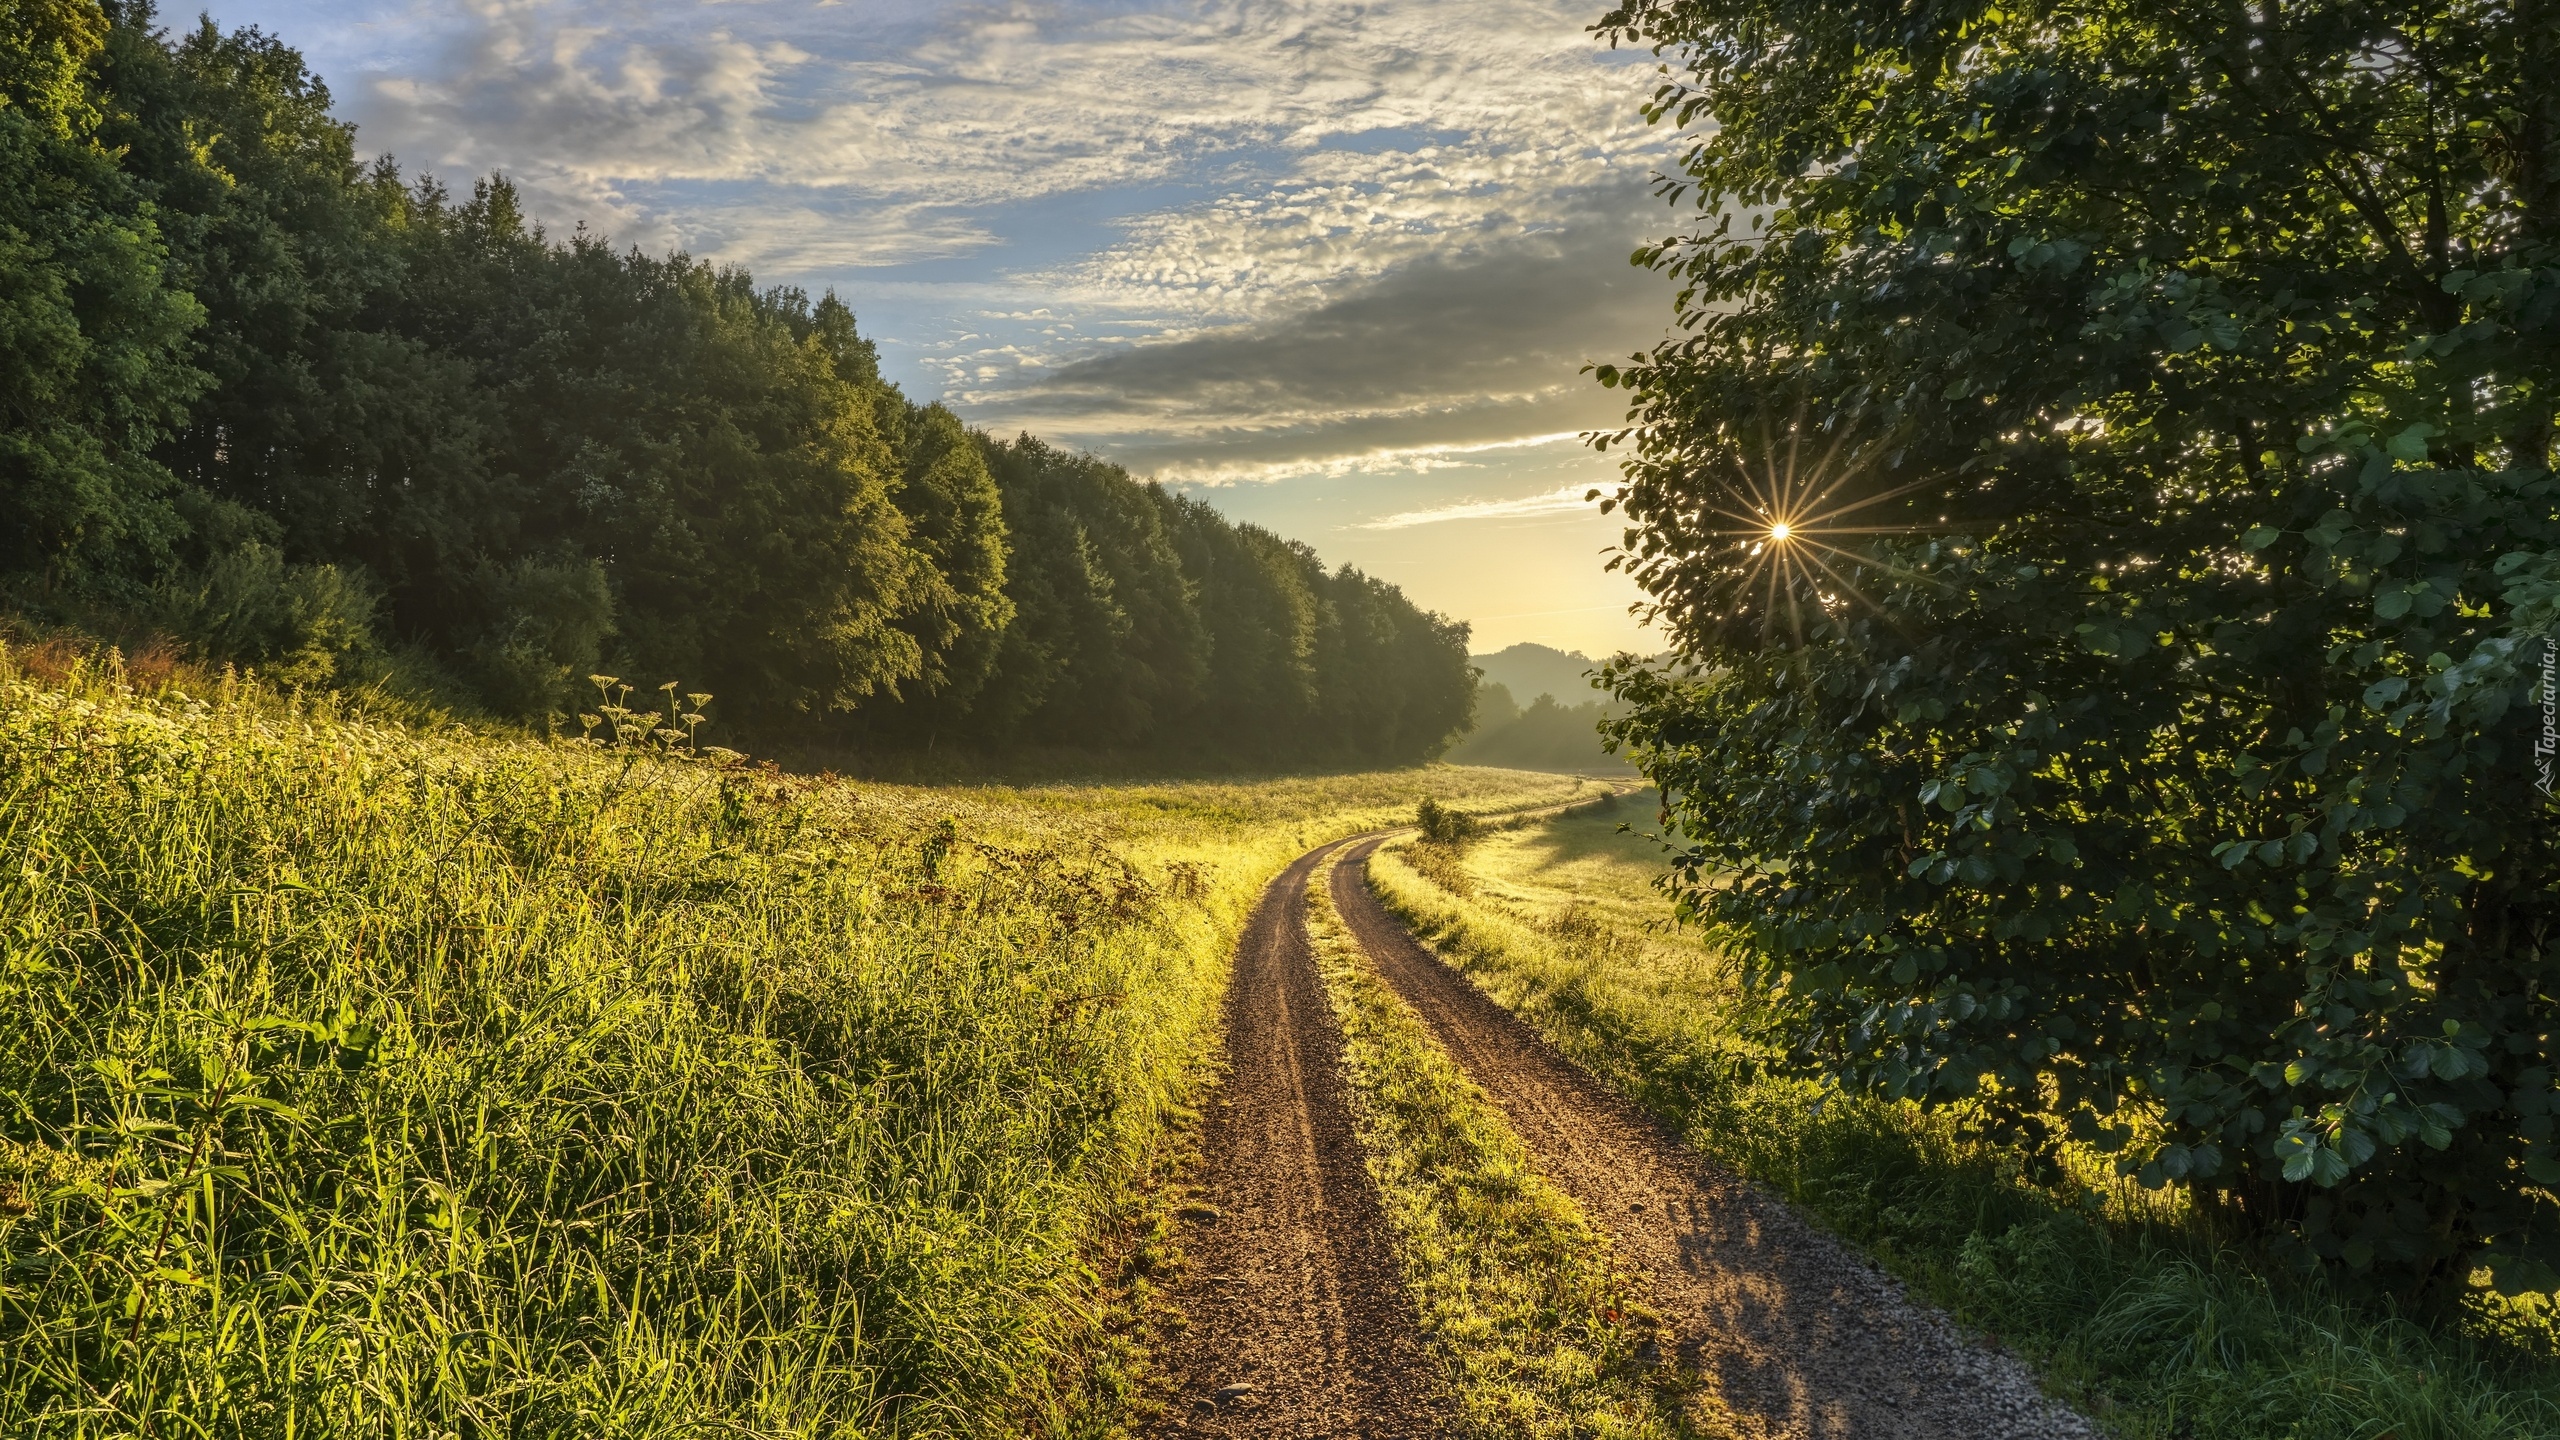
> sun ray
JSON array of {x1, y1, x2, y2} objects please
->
[
  {"x1": 1780, "y1": 550, "x2": 1810, "y2": 648},
  {"x1": 1674, "y1": 406, "x2": 1974, "y2": 650},
  {"x1": 1773, "y1": 425, "x2": 1879, "y2": 523},
  {"x1": 1759, "y1": 539, "x2": 1785, "y2": 645},
  {"x1": 1790, "y1": 542, "x2": 1906, "y2": 623},
  {"x1": 1791, "y1": 533, "x2": 1955, "y2": 598},
  {"x1": 1791, "y1": 470, "x2": 1961, "y2": 529}
]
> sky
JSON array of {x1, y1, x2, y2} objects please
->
[{"x1": 201, "y1": 0, "x2": 1681, "y2": 657}]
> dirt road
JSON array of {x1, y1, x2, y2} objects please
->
[
  {"x1": 1328, "y1": 836, "x2": 2100, "y2": 1440},
  {"x1": 1146, "y1": 838, "x2": 1446, "y2": 1437}
]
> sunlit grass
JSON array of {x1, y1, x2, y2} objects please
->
[
  {"x1": 1367, "y1": 803, "x2": 2560, "y2": 1440},
  {"x1": 0, "y1": 646, "x2": 1579, "y2": 1438}
]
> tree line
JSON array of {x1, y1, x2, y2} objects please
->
[
  {"x1": 1596, "y1": 0, "x2": 2559, "y2": 1291},
  {"x1": 1449, "y1": 684, "x2": 1632, "y2": 774},
  {"x1": 0, "y1": 1, "x2": 1474, "y2": 765}
]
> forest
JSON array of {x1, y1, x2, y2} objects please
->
[{"x1": 0, "y1": 1, "x2": 1475, "y2": 766}]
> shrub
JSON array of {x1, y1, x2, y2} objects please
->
[
  {"x1": 151, "y1": 541, "x2": 378, "y2": 685},
  {"x1": 465, "y1": 555, "x2": 615, "y2": 717},
  {"x1": 1415, "y1": 797, "x2": 1481, "y2": 846}
]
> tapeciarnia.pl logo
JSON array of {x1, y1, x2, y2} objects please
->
[{"x1": 2539, "y1": 637, "x2": 2558, "y2": 801}]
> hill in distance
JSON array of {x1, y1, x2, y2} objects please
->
[
  {"x1": 1453, "y1": 642, "x2": 1631, "y2": 774},
  {"x1": 1470, "y1": 642, "x2": 1605, "y2": 705}
]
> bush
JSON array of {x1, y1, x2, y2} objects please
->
[
  {"x1": 151, "y1": 541, "x2": 379, "y2": 685},
  {"x1": 1416, "y1": 796, "x2": 1481, "y2": 845},
  {"x1": 465, "y1": 555, "x2": 615, "y2": 717}
]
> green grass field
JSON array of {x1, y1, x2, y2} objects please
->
[
  {"x1": 1371, "y1": 798, "x2": 2560, "y2": 1439},
  {"x1": 0, "y1": 647, "x2": 1582, "y2": 1438}
]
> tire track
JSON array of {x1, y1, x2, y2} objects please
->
[
  {"x1": 1330, "y1": 836, "x2": 2101, "y2": 1440},
  {"x1": 1147, "y1": 838, "x2": 1446, "y2": 1437}
]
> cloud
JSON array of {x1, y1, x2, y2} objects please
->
[
  {"x1": 332, "y1": 0, "x2": 1667, "y2": 270},
  {"x1": 677, "y1": 202, "x2": 1003, "y2": 272},
  {"x1": 952, "y1": 199, "x2": 1671, "y2": 478},
  {"x1": 1359, "y1": 482, "x2": 1600, "y2": 529}
]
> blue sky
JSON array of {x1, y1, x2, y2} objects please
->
[{"x1": 202, "y1": 0, "x2": 1677, "y2": 656}]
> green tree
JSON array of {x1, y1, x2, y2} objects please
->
[
  {"x1": 817, "y1": 296, "x2": 1012, "y2": 712},
  {"x1": 97, "y1": 9, "x2": 476, "y2": 579},
  {"x1": 1315, "y1": 564, "x2": 1476, "y2": 763},
  {"x1": 1166, "y1": 497, "x2": 1323, "y2": 751},
  {"x1": 1596, "y1": 0, "x2": 2560, "y2": 1289},
  {"x1": 967, "y1": 434, "x2": 1204, "y2": 748},
  {"x1": 0, "y1": 0, "x2": 206, "y2": 586},
  {"x1": 492, "y1": 244, "x2": 930, "y2": 720}
]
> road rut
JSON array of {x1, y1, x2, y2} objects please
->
[
  {"x1": 1330, "y1": 836, "x2": 2100, "y2": 1440},
  {"x1": 1146, "y1": 838, "x2": 1445, "y2": 1437}
]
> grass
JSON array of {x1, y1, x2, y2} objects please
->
[
  {"x1": 1301, "y1": 853, "x2": 1723, "y2": 1439},
  {"x1": 1366, "y1": 796, "x2": 2560, "y2": 1440},
  {"x1": 0, "y1": 644, "x2": 1581, "y2": 1438}
]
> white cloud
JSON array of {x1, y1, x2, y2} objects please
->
[
  {"x1": 1165, "y1": 432, "x2": 1589, "y2": 488},
  {"x1": 950, "y1": 210, "x2": 1670, "y2": 476},
  {"x1": 339, "y1": 0, "x2": 1665, "y2": 266},
  {"x1": 1360, "y1": 482, "x2": 1599, "y2": 529}
]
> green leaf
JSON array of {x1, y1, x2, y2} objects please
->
[{"x1": 2386, "y1": 423, "x2": 2437, "y2": 462}]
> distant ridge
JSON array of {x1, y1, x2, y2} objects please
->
[
  {"x1": 1453, "y1": 642, "x2": 1632, "y2": 774},
  {"x1": 1469, "y1": 642, "x2": 1604, "y2": 705}
]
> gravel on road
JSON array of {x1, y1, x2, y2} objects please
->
[{"x1": 1144, "y1": 839, "x2": 1448, "y2": 1438}]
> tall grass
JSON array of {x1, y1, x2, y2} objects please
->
[
  {"x1": 0, "y1": 649, "x2": 1578, "y2": 1437},
  {"x1": 1366, "y1": 811, "x2": 2560, "y2": 1440}
]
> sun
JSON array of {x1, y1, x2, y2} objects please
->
[{"x1": 1683, "y1": 409, "x2": 1965, "y2": 647}]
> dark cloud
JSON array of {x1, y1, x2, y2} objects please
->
[{"x1": 961, "y1": 184, "x2": 1673, "y2": 477}]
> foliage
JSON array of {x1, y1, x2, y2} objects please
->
[
  {"x1": 0, "y1": 649, "x2": 1580, "y2": 1436},
  {"x1": 1592, "y1": 0, "x2": 2560, "y2": 1288},
  {"x1": 1419, "y1": 797, "x2": 1487, "y2": 845},
  {"x1": 1302, "y1": 861, "x2": 1715, "y2": 1439},
  {"x1": 1367, "y1": 812, "x2": 2560, "y2": 1437},
  {"x1": 146, "y1": 540, "x2": 378, "y2": 686},
  {"x1": 0, "y1": 0, "x2": 206, "y2": 586}
]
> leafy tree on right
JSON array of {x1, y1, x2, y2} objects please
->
[{"x1": 1591, "y1": 0, "x2": 2560, "y2": 1292}]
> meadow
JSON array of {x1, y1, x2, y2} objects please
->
[
  {"x1": 0, "y1": 644, "x2": 1580, "y2": 1438},
  {"x1": 1370, "y1": 799, "x2": 2560, "y2": 1439}
]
